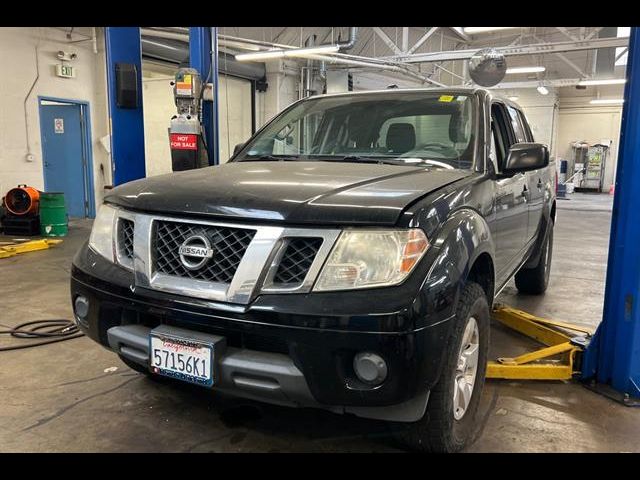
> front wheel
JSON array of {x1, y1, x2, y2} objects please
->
[
  {"x1": 515, "y1": 224, "x2": 554, "y2": 295},
  {"x1": 394, "y1": 282, "x2": 490, "y2": 452}
]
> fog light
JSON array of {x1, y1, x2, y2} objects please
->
[
  {"x1": 74, "y1": 295, "x2": 89, "y2": 319},
  {"x1": 353, "y1": 352, "x2": 388, "y2": 385}
]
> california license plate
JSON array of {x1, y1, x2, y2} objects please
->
[{"x1": 149, "y1": 333, "x2": 215, "y2": 387}]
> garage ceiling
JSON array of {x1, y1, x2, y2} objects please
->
[{"x1": 218, "y1": 26, "x2": 628, "y2": 87}]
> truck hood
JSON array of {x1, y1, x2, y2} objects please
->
[{"x1": 105, "y1": 161, "x2": 471, "y2": 225}]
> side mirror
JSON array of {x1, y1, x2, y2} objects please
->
[
  {"x1": 233, "y1": 142, "x2": 246, "y2": 156},
  {"x1": 503, "y1": 142, "x2": 549, "y2": 174}
]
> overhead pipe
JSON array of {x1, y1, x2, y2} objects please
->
[
  {"x1": 217, "y1": 33, "x2": 443, "y2": 85},
  {"x1": 146, "y1": 28, "x2": 441, "y2": 86},
  {"x1": 140, "y1": 28, "x2": 188, "y2": 42},
  {"x1": 91, "y1": 27, "x2": 97, "y2": 54},
  {"x1": 336, "y1": 27, "x2": 358, "y2": 51},
  {"x1": 140, "y1": 36, "x2": 266, "y2": 81},
  {"x1": 304, "y1": 54, "x2": 445, "y2": 86}
]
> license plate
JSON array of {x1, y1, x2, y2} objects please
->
[{"x1": 149, "y1": 333, "x2": 215, "y2": 387}]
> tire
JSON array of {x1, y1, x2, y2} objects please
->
[
  {"x1": 394, "y1": 282, "x2": 490, "y2": 452},
  {"x1": 515, "y1": 223, "x2": 554, "y2": 295}
]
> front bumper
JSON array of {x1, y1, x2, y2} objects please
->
[
  {"x1": 71, "y1": 241, "x2": 457, "y2": 422},
  {"x1": 105, "y1": 323, "x2": 431, "y2": 421}
]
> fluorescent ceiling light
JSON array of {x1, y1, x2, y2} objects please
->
[
  {"x1": 235, "y1": 49, "x2": 285, "y2": 61},
  {"x1": 590, "y1": 98, "x2": 624, "y2": 105},
  {"x1": 284, "y1": 45, "x2": 340, "y2": 58},
  {"x1": 506, "y1": 66, "x2": 546, "y2": 74},
  {"x1": 508, "y1": 96, "x2": 519, "y2": 101},
  {"x1": 578, "y1": 78, "x2": 626, "y2": 86},
  {"x1": 537, "y1": 85, "x2": 549, "y2": 95},
  {"x1": 236, "y1": 45, "x2": 340, "y2": 62},
  {"x1": 463, "y1": 27, "x2": 519, "y2": 34}
]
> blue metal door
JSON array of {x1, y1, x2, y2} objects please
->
[{"x1": 40, "y1": 102, "x2": 89, "y2": 218}]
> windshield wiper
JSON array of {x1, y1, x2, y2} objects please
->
[
  {"x1": 238, "y1": 155, "x2": 299, "y2": 162},
  {"x1": 318, "y1": 156, "x2": 400, "y2": 165}
]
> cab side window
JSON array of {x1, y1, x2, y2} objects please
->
[
  {"x1": 516, "y1": 109, "x2": 535, "y2": 142},
  {"x1": 506, "y1": 106, "x2": 527, "y2": 143},
  {"x1": 491, "y1": 103, "x2": 514, "y2": 172}
]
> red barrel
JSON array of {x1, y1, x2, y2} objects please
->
[{"x1": 4, "y1": 185, "x2": 40, "y2": 216}]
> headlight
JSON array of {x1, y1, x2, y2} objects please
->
[
  {"x1": 88, "y1": 204, "x2": 117, "y2": 262},
  {"x1": 314, "y1": 229, "x2": 429, "y2": 291}
]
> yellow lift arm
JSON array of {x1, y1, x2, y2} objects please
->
[
  {"x1": 0, "y1": 239, "x2": 63, "y2": 259},
  {"x1": 487, "y1": 305, "x2": 594, "y2": 381}
]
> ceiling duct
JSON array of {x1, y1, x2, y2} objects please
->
[
  {"x1": 337, "y1": 27, "x2": 358, "y2": 51},
  {"x1": 140, "y1": 35, "x2": 267, "y2": 81}
]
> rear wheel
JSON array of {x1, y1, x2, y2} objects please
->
[
  {"x1": 515, "y1": 224, "x2": 554, "y2": 295},
  {"x1": 394, "y1": 282, "x2": 490, "y2": 452}
]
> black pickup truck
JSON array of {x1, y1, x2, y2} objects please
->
[{"x1": 71, "y1": 87, "x2": 555, "y2": 452}]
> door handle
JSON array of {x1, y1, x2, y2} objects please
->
[
  {"x1": 522, "y1": 184, "x2": 528, "y2": 197},
  {"x1": 44, "y1": 161, "x2": 50, "y2": 167},
  {"x1": 537, "y1": 178, "x2": 543, "y2": 190}
]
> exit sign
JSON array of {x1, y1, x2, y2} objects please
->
[{"x1": 56, "y1": 64, "x2": 76, "y2": 78}]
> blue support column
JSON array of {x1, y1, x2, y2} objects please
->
[
  {"x1": 189, "y1": 27, "x2": 219, "y2": 165},
  {"x1": 105, "y1": 27, "x2": 146, "y2": 185},
  {"x1": 583, "y1": 27, "x2": 640, "y2": 399}
]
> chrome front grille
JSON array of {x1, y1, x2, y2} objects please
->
[
  {"x1": 115, "y1": 217, "x2": 135, "y2": 269},
  {"x1": 154, "y1": 220, "x2": 256, "y2": 283},
  {"x1": 114, "y1": 209, "x2": 341, "y2": 305},
  {"x1": 273, "y1": 238, "x2": 323, "y2": 285},
  {"x1": 118, "y1": 219, "x2": 135, "y2": 260}
]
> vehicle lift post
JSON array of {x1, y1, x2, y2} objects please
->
[
  {"x1": 104, "y1": 27, "x2": 146, "y2": 185},
  {"x1": 189, "y1": 27, "x2": 220, "y2": 166},
  {"x1": 580, "y1": 26, "x2": 640, "y2": 404}
]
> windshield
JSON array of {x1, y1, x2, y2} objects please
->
[{"x1": 235, "y1": 91, "x2": 477, "y2": 169}]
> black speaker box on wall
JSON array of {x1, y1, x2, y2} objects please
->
[{"x1": 115, "y1": 63, "x2": 138, "y2": 109}]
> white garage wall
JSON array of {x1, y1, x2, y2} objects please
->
[
  {"x1": 141, "y1": 67, "x2": 174, "y2": 177},
  {"x1": 556, "y1": 105, "x2": 622, "y2": 192},
  {"x1": 218, "y1": 75, "x2": 253, "y2": 162},
  {"x1": 0, "y1": 27, "x2": 110, "y2": 208},
  {"x1": 258, "y1": 60, "x2": 300, "y2": 128}
]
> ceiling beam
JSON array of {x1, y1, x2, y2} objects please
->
[
  {"x1": 554, "y1": 51, "x2": 588, "y2": 78},
  {"x1": 401, "y1": 27, "x2": 409, "y2": 53},
  {"x1": 448, "y1": 27, "x2": 471, "y2": 43},
  {"x1": 555, "y1": 27, "x2": 580, "y2": 42},
  {"x1": 385, "y1": 36, "x2": 630, "y2": 63},
  {"x1": 586, "y1": 27, "x2": 605, "y2": 41},
  {"x1": 616, "y1": 47, "x2": 628, "y2": 62},
  {"x1": 372, "y1": 27, "x2": 402, "y2": 55},
  {"x1": 532, "y1": 33, "x2": 587, "y2": 78},
  {"x1": 407, "y1": 27, "x2": 439, "y2": 55},
  {"x1": 489, "y1": 77, "x2": 624, "y2": 90},
  {"x1": 491, "y1": 78, "x2": 581, "y2": 89}
]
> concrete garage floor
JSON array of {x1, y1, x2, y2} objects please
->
[{"x1": 2, "y1": 192, "x2": 638, "y2": 453}]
